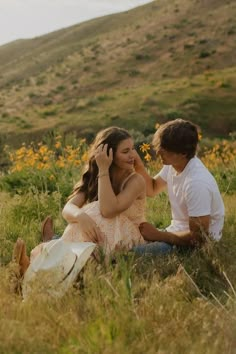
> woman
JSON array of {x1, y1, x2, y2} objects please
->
[{"x1": 13, "y1": 127, "x2": 147, "y2": 283}]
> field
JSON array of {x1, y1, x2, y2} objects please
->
[
  {"x1": 0, "y1": 0, "x2": 236, "y2": 351},
  {"x1": 0, "y1": 136, "x2": 236, "y2": 353}
]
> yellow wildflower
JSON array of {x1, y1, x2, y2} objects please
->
[
  {"x1": 82, "y1": 152, "x2": 88, "y2": 162},
  {"x1": 55, "y1": 141, "x2": 61, "y2": 149},
  {"x1": 39, "y1": 145, "x2": 48, "y2": 155},
  {"x1": 140, "y1": 143, "x2": 150, "y2": 153},
  {"x1": 144, "y1": 153, "x2": 152, "y2": 162}
]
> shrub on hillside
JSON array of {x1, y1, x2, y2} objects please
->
[
  {"x1": 129, "y1": 70, "x2": 140, "y2": 77},
  {"x1": 199, "y1": 51, "x2": 211, "y2": 58},
  {"x1": 165, "y1": 109, "x2": 184, "y2": 120}
]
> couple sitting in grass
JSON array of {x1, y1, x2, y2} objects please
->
[{"x1": 13, "y1": 119, "x2": 225, "y2": 296}]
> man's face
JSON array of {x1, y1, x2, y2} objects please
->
[{"x1": 157, "y1": 147, "x2": 184, "y2": 165}]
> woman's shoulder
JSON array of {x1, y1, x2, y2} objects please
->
[
  {"x1": 133, "y1": 172, "x2": 145, "y2": 184},
  {"x1": 123, "y1": 172, "x2": 146, "y2": 191}
]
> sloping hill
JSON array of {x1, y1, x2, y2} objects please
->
[{"x1": 0, "y1": 0, "x2": 236, "y2": 145}]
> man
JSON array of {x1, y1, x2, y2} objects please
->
[{"x1": 132, "y1": 118, "x2": 225, "y2": 255}]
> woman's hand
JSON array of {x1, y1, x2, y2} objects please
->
[
  {"x1": 77, "y1": 212, "x2": 103, "y2": 243},
  {"x1": 95, "y1": 144, "x2": 113, "y2": 172},
  {"x1": 139, "y1": 222, "x2": 160, "y2": 241}
]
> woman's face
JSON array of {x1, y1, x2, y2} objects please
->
[{"x1": 113, "y1": 138, "x2": 135, "y2": 170}]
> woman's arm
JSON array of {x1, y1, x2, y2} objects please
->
[
  {"x1": 95, "y1": 144, "x2": 146, "y2": 218},
  {"x1": 99, "y1": 173, "x2": 146, "y2": 218},
  {"x1": 62, "y1": 192, "x2": 102, "y2": 242},
  {"x1": 62, "y1": 193, "x2": 86, "y2": 222},
  {"x1": 134, "y1": 150, "x2": 166, "y2": 197}
]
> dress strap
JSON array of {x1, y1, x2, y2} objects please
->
[{"x1": 120, "y1": 172, "x2": 136, "y2": 191}]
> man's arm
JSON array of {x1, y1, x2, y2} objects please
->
[
  {"x1": 134, "y1": 150, "x2": 166, "y2": 197},
  {"x1": 139, "y1": 215, "x2": 210, "y2": 246}
]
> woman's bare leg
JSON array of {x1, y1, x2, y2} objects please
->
[{"x1": 61, "y1": 223, "x2": 92, "y2": 242}]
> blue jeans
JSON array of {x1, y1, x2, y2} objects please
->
[
  {"x1": 52, "y1": 236, "x2": 174, "y2": 256},
  {"x1": 132, "y1": 241, "x2": 174, "y2": 256}
]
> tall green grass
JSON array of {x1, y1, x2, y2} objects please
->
[{"x1": 0, "y1": 139, "x2": 236, "y2": 353}]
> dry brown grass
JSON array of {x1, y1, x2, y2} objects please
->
[{"x1": 0, "y1": 191, "x2": 236, "y2": 353}]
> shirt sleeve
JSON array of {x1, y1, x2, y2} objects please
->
[
  {"x1": 184, "y1": 181, "x2": 212, "y2": 217},
  {"x1": 155, "y1": 165, "x2": 169, "y2": 182}
]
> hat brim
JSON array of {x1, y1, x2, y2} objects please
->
[{"x1": 22, "y1": 239, "x2": 96, "y2": 298}]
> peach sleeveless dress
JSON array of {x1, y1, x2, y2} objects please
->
[
  {"x1": 61, "y1": 172, "x2": 146, "y2": 255},
  {"x1": 30, "y1": 172, "x2": 146, "y2": 262}
]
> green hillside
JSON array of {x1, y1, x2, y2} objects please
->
[{"x1": 0, "y1": 0, "x2": 236, "y2": 146}]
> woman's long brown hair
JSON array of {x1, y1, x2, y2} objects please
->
[{"x1": 68, "y1": 127, "x2": 131, "y2": 203}]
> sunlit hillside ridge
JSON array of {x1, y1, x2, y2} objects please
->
[{"x1": 0, "y1": 0, "x2": 236, "y2": 146}]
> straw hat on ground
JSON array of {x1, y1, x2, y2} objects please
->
[{"x1": 22, "y1": 239, "x2": 96, "y2": 299}]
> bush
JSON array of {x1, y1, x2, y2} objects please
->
[
  {"x1": 135, "y1": 53, "x2": 151, "y2": 60},
  {"x1": 0, "y1": 137, "x2": 88, "y2": 202},
  {"x1": 165, "y1": 109, "x2": 184, "y2": 120},
  {"x1": 199, "y1": 51, "x2": 211, "y2": 59},
  {"x1": 129, "y1": 70, "x2": 140, "y2": 77}
]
